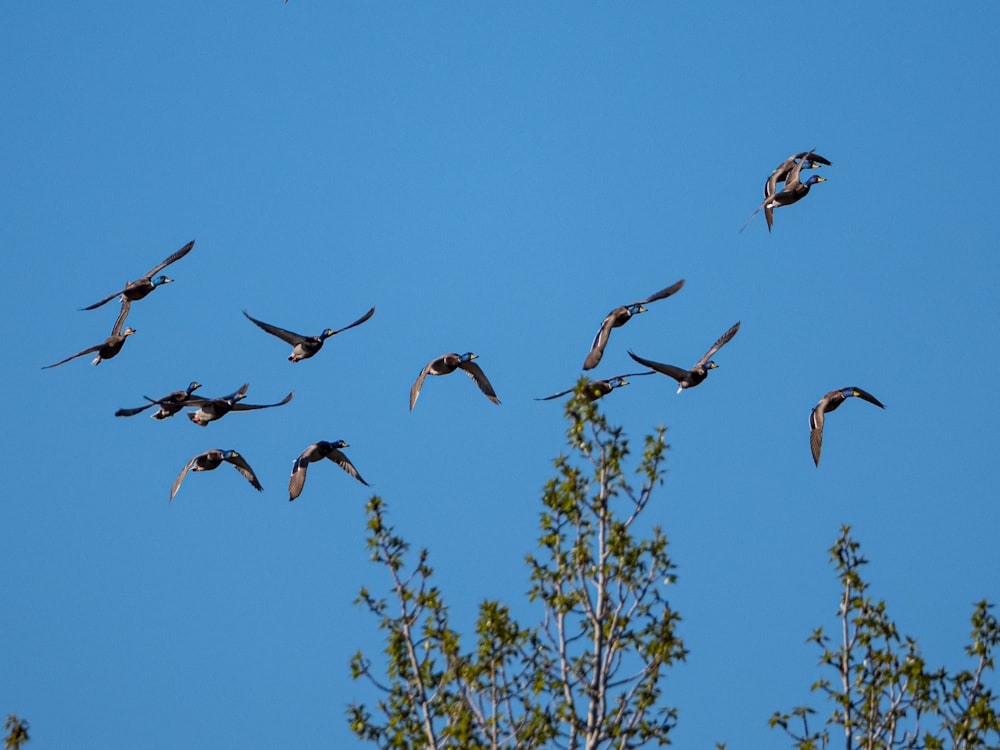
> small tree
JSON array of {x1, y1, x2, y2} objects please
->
[
  {"x1": 349, "y1": 390, "x2": 686, "y2": 748},
  {"x1": 3, "y1": 715, "x2": 29, "y2": 750},
  {"x1": 771, "y1": 526, "x2": 1000, "y2": 750}
]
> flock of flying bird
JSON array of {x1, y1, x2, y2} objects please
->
[{"x1": 42, "y1": 149, "x2": 885, "y2": 503}]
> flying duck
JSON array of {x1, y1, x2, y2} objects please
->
[
  {"x1": 536, "y1": 372, "x2": 655, "y2": 402},
  {"x1": 115, "y1": 381, "x2": 203, "y2": 418},
  {"x1": 410, "y1": 352, "x2": 500, "y2": 411},
  {"x1": 763, "y1": 150, "x2": 832, "y2": 200},
  {"x1": 742, "y1": 151, "x2": 828, "y2": 232},
  {"x1": 43, "y1": 295, "x2": 135, "y2": 369},
  {"x1": 288, "y1": 440, "x2": 369, "y2": 501},
  {"x1": 187, "y1": 384, "x2": 293, "y2": 426},
  {"x1": 169, "y1": 449, "x2": 263, "y2": 502},
  {"x1": 81, "y1": 240, "x2": 194, "y2": 310},
  {"x1": 583, "y1": 279, "x2": 686, "y2": 370},
  {"x1": 628, "y1": 321, "x2": 741, "y2": 392},
  {"x1": 242, "y1": 306, "x2": 375, "y2": 362},
  {"x1": 809, "y1": 387, "x2": 885, "y2": 466}
]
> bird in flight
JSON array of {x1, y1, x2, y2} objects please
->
[
  {"x1": 809, "y1": 387, "x2": 885, "y2": 466},
  {"x1": 627, "y1": 321, "x2": 741, "y2": 392},
  {"x1": 242, "y1": 306, "x2": 375, "y2": 362},
  {"x1": 410, "y1": 352, "x2": 500, "y2": 411},
  {"x1": 81, "y1": 240, "x2": 194, "y2": 310},
  {"x1": 583, "y1": 279, "x2": 686, "y2": 370}
]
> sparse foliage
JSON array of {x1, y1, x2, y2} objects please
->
[
  {"x1": 771, "y1": 526, "x2": 1000, "y2": 750},
  {"x1": 3, "y1": 715, "x2": 29, "y2": 750},
  {"x1": 348, "y1": 388, "x2": 685, "y2": 748}
]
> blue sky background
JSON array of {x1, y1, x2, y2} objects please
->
[{"x1": 3, "y1": 3, "x2": 999, "y2": 748}]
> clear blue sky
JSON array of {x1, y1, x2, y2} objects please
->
[{"x1": 3, "y1": 3, "x2": 998, "y2": 748}]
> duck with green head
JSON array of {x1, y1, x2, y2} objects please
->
[
  {"x1": 81, "y1": 240, "x2": 194, "y2": 310},
  {"x1": 583, "y1": 279, "x2": 686, "y2": 370},
  {"x1": 186, "y1": 384, "x2": 293, "y2": 426},
  {"x1": 536, "y1": 372, "x2": 655, "y2": 402},
  {"x1": 115, "y1": 381, "x2": 203, "y2": 419},
  {"x1": 170, "y1": 448, "x2": 263, "y2": 502},
  {"x1": 288, "y1": 440, "x2": 369, "y2": 501},
  {"x1": 243, "y1": 306, "x2": 375, "y2": 362},
  {"x1": 809, "y1": 387, "x2": 885, "y2": 466},
  {"x1": 410, "y1": 352, "x2": 500, "y2": 411}
]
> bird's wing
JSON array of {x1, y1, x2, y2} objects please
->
[
  {"x1": 328, "y1": 449, "x2": 369, "y2": 486},
  {"x1": 809, "y1": 403, "x2": 826, "y2": 467},
  {"x1": 784, "y1": 150, "x2": 814, "y2": 189},
  {"x1": 207, "y1": 383, "x2": 250, "y2": 402},
  {"x1": 636, "y1": 279, "x2": 686, "y2": 306},
  {"x1": 851, "y1": 387, "x2": 886, "y2": 409},
  {"x1": 739, "y1": 201, "x2": 766, "y2": 233},
  {"x1": 230, "y1": 391, "x2": 294, "y2": 411},
  {"x1": 535, "y1": 386, "x2": 575, "y2": 401},
  {"x1": 583, "y1": 313, "x2": 617, "y2": 370},
  {"x1": 144, "y1": 240, "x2": 195, "y2": 278},
  {"x1": 79, "y1": 289, "x2": 125, "y2": 311},
  {"x1": 329, "y1": 306, "x2": 375, "y2": 336},
  {"x1": 115, "y1": 402, "x2": 155, "y2": 417},
  {"x1": 170, "y1": 455, "x2": 199, "y2": 501},
  {"x1": 696, "y1": 321, "x2": 741, "y2": 367},
  {"x1": 42, "y1": 344, "x2": 101, "y2": 369},
  {"x1": 288, "y1": 454, "x2": 310, "y2": 501},
  {"x1": 459, "y1": 360, "x2": 501, "y2": 404},
  {"x1": 242, "y1": 311, "x2": 306, "y2": 346},
  {"x1": 764, "y1": 155, "x2": 801, "y2": 199},
  {"x1": 111, "y1": 296, "x2": 131, "y2": 336},
  {"x1": 226, "y1": 453, "x2": 263, "y2": 491},
  {"x1": 409, "y1": 362, "x2": 433, "y2": 411},
  {"x1": 626, "y1": 351, "x2": 689, "y2": 383},
  {"x1": 805, "y1": 151, "x2": 832, "y2": 167}
]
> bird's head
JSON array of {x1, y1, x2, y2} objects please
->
[
  {"x1": 123, "y1": 327, "x2": 137, "y2": 336},
  {"x1": 222, "y1": 450, "x2": 239, "y2": 459},
  {"x1": 607, "y1": 377, "x2": 629, "y2": 390},
  {"x1": 706, "y1": 361, "x2": 719, "y2": 370},
  {"x1": 627, "y1": 304, "x2": 647, "y2": 316},
  {"x1": 329, "y1": 440, "x2": 349, "y2": 449},
  {"x1": 153, "y1": 275, "x2": 173, "y2": 286},
  {"x1": 320, "y1": 329, "x2": 336, "y2": 340},
  {"x1": 460, "y1": 352, "x2": 478, "y2": 362},
  {"x1": 231, "y1": 392, "x2": 247, "y2": 404},
  {"x1": 187, "y1": 381, "x2": 202, "y2": 393},
  {"x1": 805, "y1": 175, "x2": 826, "y2": 187}
]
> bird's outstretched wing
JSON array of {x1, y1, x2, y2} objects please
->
[
  {"x1": 584, "y1": 314, "x2": 618, "y2": 370},
  {"x1": 326, "y1": 449, "x2": 369, "y2": 486},
  {"x1": 809, "y1": 405, "x2": 826, "y2": 467},
  {"x1": 409, "y1": 362, "x2": 434, "y2": 411},
  {"x1": 225, "y1": 452, "x2": 263, "y2": 491},
  {"x1": 230, "y1": 391, "x2": 294, "y2": 411},
  {"x1": 636, "y1": 279, "x2": 686, "y2": 305},
  {"x1": 626, "y1": 351, "x2": 689, "y2": 383},
  {"x1": 288, "y1": 454, "x2": 311, "y2": 501},
  {"x1": 143, "y1": 240, "x2": 195, "y2": 278},
  {"x1": 170, "y1": 455, "x2": 199, "y2": 502},
  {"x1": 115, "y1": 402, "x2": 156, "y2": 417},
  {"x1": 851, "y1": 387, "x2": 885, "y2": 409},
  {"x1": 329, "y1": 306, "x2": 375, "y2": 336},
  {"x1": 695, "y1": 321, "x2": 741, "y2": 368},
  {"x1": 42, "y1": 344, "x2": 101, "y2": 369},
  {"x1": 458, "y1": 360, "x2": 501, "y2": 404},
  {"x1": 111, "y1": 296, "x2": 131, "y2": 336},
  {"x1": 242, "y1": 311, "x2": 307, "y2": 346}
]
